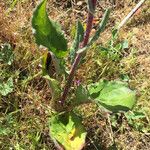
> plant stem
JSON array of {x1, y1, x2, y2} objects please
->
[{"x1": 60, "y1": 0, "x2": 97, "y2": 105}]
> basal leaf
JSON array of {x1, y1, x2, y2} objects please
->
[
  {"x1": 70, "y1": 21, "x2": 84, "y2": 63},
  {"x1": 43, "y1": 75, "x2": 61, "y2": 101},
  {"x1": 42, "y1": 51, "x2": 66, "y2": 77},
  {"x1": 32, "y1": 0, "x2": 67, "y2": 58},
  {"x1": 42, "y1": 51, "x2": 50, "y2": 76},
  {"x1": 50, "y1": 112, "x2": 87, "y2": 150},
  {"x1": 88, "y1": 80, "x2": 136, "y2": 112}
]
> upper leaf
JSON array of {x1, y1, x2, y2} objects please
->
[
  {"x1": 88, "y1": 80, "x2": 136, "y2": 112},
  {"x1": 89, "y1": 8, "x2": 110, "y2": 46},
  {"x1": 50, "y1": 112, "x2": 87, "y2": 150},
  {"x1": 43, "y1": 75, "x2": 61, "y2": 101},
  {"x1": 70, "y1": 21, "x2": 84, "y2": 63},
  {"x1": 76, "y1": 8, "x2": 110, "y2": 54},
  {"x1": 32, "y1": 0, "x2": 67, "y2": 58}
]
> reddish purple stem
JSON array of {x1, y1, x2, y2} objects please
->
[{"x1": 60, "y1": 0, "x2": 97, "y2": 105}]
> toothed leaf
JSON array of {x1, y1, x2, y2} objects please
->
[
  {"x1": 70, "y1": 21, "x2": 84, "y2": 63},
  {"x1": 32, "y1": 0, "x2": 67, "y2": 58},
  {"x1": 89, "y1": 8, "x2": 110, "y2": 45},
  {"x1": 88, "y1": 80, "x2": 136, "y2": 112}
]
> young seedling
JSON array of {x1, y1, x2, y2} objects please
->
[{"x1": 32, "y1": 0, "x2": 136, "y2": 149}]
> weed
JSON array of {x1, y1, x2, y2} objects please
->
[
  {"x1": 1, "y1": 0, "x2": 149, "y2": 149},
  {"x1": 31, "y1": 0, "x2": 136, "y2": 149}
]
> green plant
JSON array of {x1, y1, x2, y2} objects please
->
[
  {"x1": 32, "y1": 0, "x2": 136, "y2": 149},
  {"x1": 125, "y1": 110, "x2": 150, "y2": 132},
  {"x1": 0, "y1": 43, "x2": 14, "y2": 65},
  {"x1": 0, "y1": 112, "x2": 18, "y2": 136},
  {"x1": 0, "y1": 43, "x2": 14, "y2": 96},
  {"x1": 0, "y1": 77, "x2": 14, "y2": 96},
  {"x1": 97, "y1": 29, "x2": 129, "y2": 61}
]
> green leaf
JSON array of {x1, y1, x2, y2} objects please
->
[
  {"x1": 32, "y1": 0, "x2": 67, "y2": 58},
  {"x1": 50, "y1": 112, "x2": 87, "y2": 150},
  {"x1": 88, "y1": 80, "x2": 136, "y2": 112},
  {"x1": 0, "y1": 43, "x2": 14, "y2": 65},
  {"x1": 89, "y1": 8, "x2": 110, "y2": 45},
  {"x1": 42, "y1": 51, "x2": 65, "y2": 77},
  {"x1": 125, "y1": 111, "x2": 146, "y2": 120},
  {"x1": 114, "y1": 43, "x2": 122, "y2": 51},
  {"x1": 77, "y1": 8, "x2": 110, "y2": 54},
  {"x1": 0, "y1": 77, "x2": 14, "y2": 96},
  {"x1": 43, "y1": 75, "x2": 61, "y2": 101},
  {"x1": 74, "y1": 85, "x2": 90, "y2": 105},
  {"x1": 70, "y1": 21, "x2": 84, "y2": 63},
  {"x1": 122, "y1": 40, "x2": 128, "y2": 49},
  {"x1": 0, "y1": 114, "x2": 15, "y2": 136},
  {"x1": 125, "y1": 111, "x2": 149, "y2": 132}
]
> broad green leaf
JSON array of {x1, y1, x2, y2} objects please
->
[
  {"x1": 73, "y1": 85, "x2": 90, "y2": 105},
  {"x1": 88, "y1": 80, "x2": 106, "y2": 98},
  {"x1": 50, "y1": 112, "x2": 87, "y2": 150},
  {"x1": 32, "y1": 0, "x2": 67, "y2": 58},
  {"x1": 43, "y1": 75, "x2": 61, "y2": 101},
  {"x1": 70, "y1": 21, "x2": 84, "y2": 63},
  {"x1": 0, "y1": 77, "x2": 14, "y2": 96},
  {"x1": 0, "y1": 43, "x2": 14, "y2": 65},
  {"x1": 88, "y1": 80, "x2": 136, "y2": 112}
]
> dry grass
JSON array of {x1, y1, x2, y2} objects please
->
[{"x1": 0, "y1": 0, "x2": 150, "y2": 149}]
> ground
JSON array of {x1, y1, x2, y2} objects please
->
[{"x1": 0, "y1": 0, "x2": 150, "y2": 150}]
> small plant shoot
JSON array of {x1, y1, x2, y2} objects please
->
[{"x1": 32, "y1": 0, "x2": 137, "y2": 149}]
